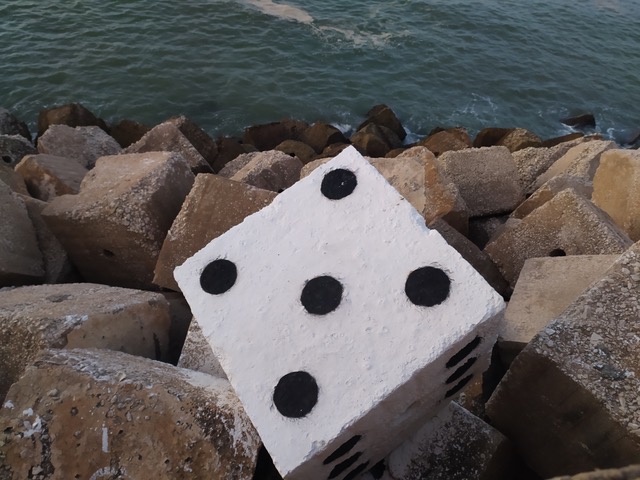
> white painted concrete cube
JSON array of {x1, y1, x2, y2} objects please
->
[{"x1": 175, "y1": 146, "x2": 505, "y2": 480}]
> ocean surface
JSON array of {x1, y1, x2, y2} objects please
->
[{"x1": 1, "y1": 0, "x2": 639, "y2": 142}]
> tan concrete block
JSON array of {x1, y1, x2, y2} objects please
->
[
  {"x1": 0, "y1": 134, "x2": 36, "y2": 168},
  {"x1": 534, "y1": 140, "x2": 616, "y2": 189},
  {"x1": 0, "y1": 348, "x2": 260, "y2": 480},
  {"x1": 37, "y1": 125, "x2": 121, "y2": 169},
  {"x1": 166, "y1": 115, "x2": 219, "y2": 170},
  {"x1": 230, "y1": 150, "x2": 303, "y2": 192},
  {"x1": 593, "y1": 149, "x2": 640, "y2": 241},
  {"x1": 154, "y1": 174, "x2": 276, "y2": 291},
  {"x1": 0, "y1": 182, "x2": 43, "y2": 287},
  {"x1": 437, "y1": 146, "x2": 524, "y2": 217},
  {"x1": 0, "y1": 164, "x2": 29, "y2": 195},
  {"x1": 549, "y1": 465, "x2": 640, "y2": 480},
  {"x1": 512, "y1": 174, "x2": 593, "y2": 219},
  {"x1": 42, "y1": 152, "x2": 194, "y2": 289},
  {"x1": 487, "y1": 242, "x2": 640, "y2": 477},
  {"x1": 124, "y1": 121, "x2": 212, "y2": 174},
  {"x1": 499, "y1": 255, "x2": 617, "y2": 366},
  {"x1": 177, "y1": 319, "x2": 227, "y2": 379},
  {"x1": 485, "y1": 188, "x2": 631, "y2": 287},
  {"x1": 15, "y1": 154, "x2": 88, "y2": 201},
  {"x1": 0, "y1": 283, "x2": 171, "y2": 401},
  {"x1": 218, "y1": 152, "x2": 258, "y2": 178}
]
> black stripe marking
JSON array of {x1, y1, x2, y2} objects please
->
[
  {"x1": 344, "y1": 461, "x2": 371, "y2": 480},
  {"x1": 328, "y1": 452, "x2": 362, "y2": 479},
  {"x1": 323, "y1": 435, "x2": 362, "y2": 465},
  {"x1": 446, "y1": 336, "x2": 482, "y2": 368},
  {"x1": 445, "y1": 374, "x2": 474, "y2": 398},
  {"x1": 446, "y1": 357, "x2": 477, "y2": 384}
]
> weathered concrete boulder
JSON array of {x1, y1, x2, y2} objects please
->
[
  {"x1": 0, "y1": 134, "x2": 36, "y2": 168},
  {"x1": 37, "y1": 125, "x2": 121, "y2": 169},
  {"x1": 166, "y1": 115, "x2": 219, "y2": 168},
  {"x1": 418, "y1": 128, "x2": 470, "y2": 156},
  {"x1": 473, "y1": 127, "x2": 513, "y2": 148},
  {"x1": 15, "y1": 154, "x2": 88, "y2": 201},
  {"x1": 218, "y1": 152, "x2": 258, "y2": 178},
  {"x1": 154, "y1": 174, "x2": 277, "y2": 292},
  {"x1": 561, "y1": 112, "x2": 596, "y2": 130},
  {"x1": 42, "y1": 152, "x2": 194, "y2": 289},
  {"x1": 437, "y1": 146, "x2": 524, "y2": 217},
  {"x1": 108, "y1": 118, "x2": 150, "y2": 148},
  {"x1": 178, "y1": 319, "x2": 227, "y2": 379},
  {"x1": 468, "y1": 215, "x2": 510, "y2": 250},
  {"x1": 37, "y1": 102, "x2": 108, "y2": 138},
  {"x1": 511, "y1": 174, "x2": 593, "y2": 219},
  {"x1": 0, "y1": 283, "x2": 172, "y2": 400},
  {"x1": 230, "y1": 150, "x2": 303, "y2": 192},
  {"x1": 0, "y1": 164, "x2": 29, "y2": 195},
  {"x1": 274, "y1": 139, "x2": 316, "y2": 164},
  {"x1": 0, "y1": 348, "x2": 261, "y2": 480},
  {"x1": 159, "y1": 292, "x2": 193, "y2": 366},
  {"x1": 593, "y1": 149, "x2": 640, "y2": 241},
  {"x1": 487, "y1": 241, "x2": 640, "y2": 477},
  {"x1": 357, "y1": 104, "x2": 406, "y2": 141},
  {"x1": 485, "y1": 188, "x2": 631, "y2": 286},
  {"x1": 215, "y1": 136, "x2": 257, "y2": 171},
  {"x1": 350, "y1": 123, "x2": 392, "y2": 158},
  {"x1": 540, "y1": 132, "x2": 584, "y2": 148},
  {"x1": 321, "y1": 142, "x2": 350, "y2": 158},
  {"x1": 549, "y1": 465, "x2": 640, "y2": 480},
  {"x1": 534, "y1": 140, "x2": 616, "y2": 189},
  {"x1": 124, "y1": 121, "x2": 212, "y2": 174},
  {"x1": 0, "y1": 107, "x2": 31, "y2": 141},
  {"x1": 498, "y1": 255, "x2": 617, "y2": 367},
  {"x1": 299, "y1": 122, "x2": 348, "y2": 153},
  {"x1": 243, "y1": 119, "x2": 309, "y2": 151},
  {"x1": 496, "y1": 128, "x2": 541, "y2": 152},
  {"x1": 0, "y1": 183, "x2": 44, "y2": 286}
]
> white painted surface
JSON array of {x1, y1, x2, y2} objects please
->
[{"x1": 175, "y1": 146, "x2": 504, "y2": 479}]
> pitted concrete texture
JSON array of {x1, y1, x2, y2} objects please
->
[
  {"x1": 485, "y1": 188, "x2": 631, "y2": 287},
  {"x1": 42, "y1": 152, "x2": 194, "y2": 289},
  {"x1": 0, "y1": 283, "x2": 171, "y2": 401},
  {"x1": 0, "y1": 182, "x2": 43, "y2": 287},
  {"x1": 487, "y1": 242, "x2": 640, "y2": 478},
  {"x1": 0, "y1": 348, "x2": 261, "y2": 480},
  {"x1": 593, "y1": 149, "x2": 640, "y2": 241},
  {"x1": 437, "y1": 146, "x2": 524, "y2": 217},
  {"x1": 177, "y1": 319, "x2": 227, "y2": 379},
  {"x1": 499, "y1": 255, "x2": 617, "y2": 366},
  {"x1": 15, "y1": 154, "x2": 88, "y2": 201},
  {"x1": 230, "y1": 150, "x2": 303, "y2": 192},
  {"x1": 549, "y1": 465, "x2": 640, "y2": 480},
  {"x1": 0, "y1": 164, "x2": 29, "y2": 195},
  {"x1": 37, "y1": 125, "x2": 121, "y2": 169},
  {"x1": 166, "y1": 115, "x2": 219, "y2": 170},
  {"x1": 0, "y1": 134, "x2": 36, "y2": 168},
  {"x1": 154, "y1": 174, "x2": 276, "y2": 292},
  {"x1": 512, "y1": 174, "x2": 593, "y2": 219},
  {"x1": 124, "y1": 121, "x2": 212, "y2": 174}
]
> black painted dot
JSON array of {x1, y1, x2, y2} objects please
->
[
  {"x1": 329, "y1": 452, "x2": 362, "y2": 479},
  {"x1": 273, "y1": 371, "x2": 319, "y2": 418},
  {"x1": 405, "y1": 266, "x2": 451, "y2": 307},
  {"x1": 200, "y1": 259, "x2": 237, "y2": 295},
  {"x1": 446, "y1": 336, "x2": 482, "y2": 368},
  {"x1": 323, "y1": 435, "x2": 362, "y2": 465},
  {"x1": 321, "y1": 168, "x2": 357, "y2": 200},
  {"x1": 301, "y1": 276, "x2": 343, "y2": 315}
]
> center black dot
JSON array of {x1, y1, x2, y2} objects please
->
[
  {"x1": 273, "y1": 371, "x2": 319, "y2": 418},
  {"x1": 321, "y1": 169, "x2": 357, "y2": 200},
  {"x1": 200, "y1": 259, "x2": 237, "y2": 295},
  {"x1": 405, "y1": 266, "x2": 451, "y2": 307},
  {"x1": 301, "y1": 276, "x2": 343, "y2": 315}
]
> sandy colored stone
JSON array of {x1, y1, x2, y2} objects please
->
[
  {"x1": 166, "y1": 115, "x2": 219, "y2": 170},
  {"x1": 0, "y1": 348, "x2": 261, "y2": 480},
  {"x1": 154, "y1": 174, "x2": 276, "y2": 292},
  {"x1": 0, "y1": 283, "x2": 171, "y2": 401},
  {"x1": 485, "y1": 189, "x2": 631, "y2": 287},
  {"x1": 498, "y1": 255, "x2": 617, "y2": 367},
  {"x1": 0, "y1": 182, "x2": 43, "y2": 287},
  {"x1": 42, "y1": 152, "x2": 194, "y2": 289},
  {"x1": 15, "y1": 154, "x2": 88, "y2": 201},
  {"x1": 125, "y1": 121, "x2": 212, "y2": 174},
  {"x1": 0, "y1": 164, "x2": 29, "y2": 195},
  {"x1": 549, "y1": 465, "x2": 640, "y2": 480},
  {"x1": 496, "y1": 128, "x2": 541, "y2": 152},
  {"x1": 159, "y1": 292, "x2": 194, "y2": 366},
  {"x1": 534, "y1": 140, "x2": 616, "y2": 189},
  {"x1": 37, "y1": 102, "x2": 108, "y2": 138},
  {"x1": 512, "y1": 174, "x2": 593, "y2": 219},
  {"x1": 417, "y1": 129, "x2": 470, "y2": 157},
  {"x1": 437, "y1": 146, "x2": 524, "y2": 217},
  {"x1": 275, "y1": 139, "x2": 316, "y2": 164},
  {"x1": 593, "y1": 149, "x2": 640, "y2": 241},
  {"x1": 358, "y1": 104, "x2": 406, "y2": 141},
  {"x1": 0, "y1": 134, "x2": 36, "y2": 168},
  {"x1": 178, "y1": 319, "x2": 227, "y2": 379},
  {"x1": 37, "y1": 125, "x2": 121, "y2": 169},
  {"x1": 487, "y1": 242, "x2": 640, "y2": 477},
  {"x1": 299, "y1": 122, "x2": 347, "y2": 153},
  {"x1": 218, "y1": 152, "x2": 258, "y2": 178},
  {"x1": 230, "y1": 150, "x2": 303, "y2": 192}
]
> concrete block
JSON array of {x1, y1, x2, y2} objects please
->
[
  {"x1": 230, "y1": 150, "x2": 303, "y2": 192},
  {"x1": 153, "y1": 174, "x2": 277, "y2": 292},
  {"x1": 15, "y1": 154, "x2": 88, "y2": 201},
  {"x1": 417, "y1": 128, "x2": 471, "y2": 157},
  {"x1": 496, "y1": 128, "x2": 541, "y2": 152},
  {"x1": 0, "y1": 107, "x2": 31, "y2": 141},
  {"x1": 593, "y1": 149, "x2": 640, "y2": 241},
  {"x1": 498, "y1": 255, "x2": 617, "y2": 367},
  {"x1": 218, "y1": 152, "x2": 258, "y2": 178},
  {"x1": 0, "y1": 134, "x2": 36, "y2": 168},
  {"x1": 487, "y1": 242, "x2": 640, "y2": 477},
  {"x1": 512, "y1": 174, "x2": 593, "y2": 219},
  {"x1": 299, "y1": 122, "x2": 347, "y2": 154},
  {"x1": 0, "y1": 348, "x2": 260, "y2": 479},
  {"x1": 175, "y1": 146, "x2": 505, "y2": 479},
  {"x1": 0, "y1": 182, "x2": 43, "y2": 286},
  {"x1": 0, "y1": 283, "x2": 171, "y2": 401},
  {"x1": 437, "y1": 146, "x2": 524, "y2": 217},
  {"x1": 275, "y1": 139, "x2": 317, "y2": 164},
  {"x1": 0, "y1": 164, "x2": 29, "y2": 195},
  {"x1": 124, "y1": 121, "x2": 212, "y2": 174},
  {"x1": 37, "y1": 125, "x2": 121, "y2": 169},
  {"x1": 37, "y1": 102, "x2": 108, "y2": 137},
  {"x1": 42, "y1": 152, "x2": 194, "y2": 289},
  {"x1": 485, "y1": 188, "x2": 631, "y2": 287},
  {"x1": 177, "y1": 318, "x2": 227, "y2": 379},
  {"x1": 166, "y1": 115, "x2": 219, "y2": 170},
  {"x1": 549, "y1": 465, "x2": 640, "y2": 480}
]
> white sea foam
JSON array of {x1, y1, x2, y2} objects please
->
[
  {"x1": 316, "y1": 25, "x2": 395, "y2": 48},
  {"x1": 242, "y1": 0, "x2": 313, "y2": 24}
]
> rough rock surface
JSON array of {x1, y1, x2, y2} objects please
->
[
  {"x1": 218, "y1": 152, "x2": 258, "y2": 178},
  {"x1": 37, "y1": 102, "x2": 108, "y2": 138},
  {"x1": 0, "y1": 164, "x2": 29, "y2": 195},
  {"x1": 243, "y1": 119, "x2": 308, "y2": 152},
  {"x1": 0, "y1": 348, "x2": 261, "y2": 480},
  {"x1": 496, "y1": 128, "x2": 541, "y2": 152},
  {"x1": 511, "y1": 174, "x2": 593, "y2": 219},
  {"x1": 0, "y1": 283, "x2": 171, "y2": 401},
  {"x1": 0, "y1": 107, "x2": 31, "y2": 141},
  {"x1": 108, "y1": 118, "x2": 150, "y2": 148},
  {"x1": 299, "y1": 122, "x2": 347, "y2": 153},
  {"x1": 166, "y1": 115, "x2": 220, "y2": 170},
  {"x1": 15, "y1": 154, "x2": 88, "y2": 201},
  {"x1": 230, "y1": 150, "x2": 302, "y2": 192},
  {"x1": 37, "y1": 125, "x2": 121, "y2": 169},
  {"x1": 358, "y1": 104, "x2": 407, "y2": 141},
  {"x1": 0, "y1": 134, "x2": 37, "y2": 168},
  {"x1": 274, "y1": 139, "x2": 316, "y2": 164},
  {"x1": 178, "y1": 319, "x2": 227, "y2": 379},
  {"x1": 418, "y1": 129, "x2": 470, "y2": 156}
]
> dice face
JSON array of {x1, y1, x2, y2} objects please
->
[{"x1": 175, "y1": 146, "x2": 504, "y2": 479}]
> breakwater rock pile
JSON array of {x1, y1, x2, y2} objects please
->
[{"x1": 1, "y1": 103, "x2": 640, "y2": 480}]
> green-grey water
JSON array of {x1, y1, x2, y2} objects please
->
[{"x1": 1, "y1": 0, "x2": 639, "y2": 141}]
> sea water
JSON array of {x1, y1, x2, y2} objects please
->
[{"x1": 1, "y1": 0, "x2": 639, "y2": 141}]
